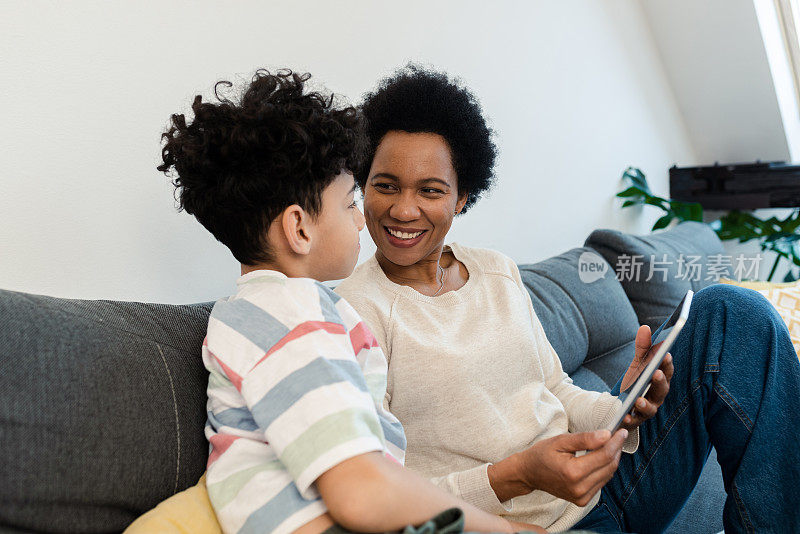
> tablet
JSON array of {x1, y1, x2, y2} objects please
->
[{"x1": 603, "y1": 289, "x2": 693, "y2": 433}]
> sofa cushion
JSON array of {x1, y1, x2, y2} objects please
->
[
  {"x1": 569, "y1": 365, "x2": 611, "y2": 393},
  {"x1": 0, "y1": 290, "x2": 212, "y2": 533},
  {"x1": 518, "y1": 247, "x2": 639, "y2": 376},
  {"x1": 585, "y1": 221, "x2": 729, "y2": 330}
]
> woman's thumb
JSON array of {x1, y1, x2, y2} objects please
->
[{"x1": 557, "y1": 430, "x2": 611, "y2": 452}]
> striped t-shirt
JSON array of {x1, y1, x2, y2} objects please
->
[{"x1": 203, "y1": 269, "x2": 406, "y2": 534}]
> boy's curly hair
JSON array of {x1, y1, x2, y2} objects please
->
[
  {"x1": 358, "y1": 65, "x2": 497, "y2": 213},
  {"x1": 158, "y1": 69, "x2": 364, "y2": 265}
]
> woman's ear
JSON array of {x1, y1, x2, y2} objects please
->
[
  {"x1": 455, "y1": 191, "x2": 468, "y2": 215},
  {"x1": 280, "y1": 205, "x2": 313, "y2": 255}
]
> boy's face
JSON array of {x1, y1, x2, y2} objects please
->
[{"x1": 309, "y1": 171, "x2": 365, "y2": 281}]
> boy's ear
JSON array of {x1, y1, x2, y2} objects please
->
[{"x1": 280, "y1": 204, "x2": 313, "y2": 255}]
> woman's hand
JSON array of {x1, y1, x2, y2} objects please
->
[
  {"x1": 619, "y1": 325, "x2": 674, "y2": 431},
  {"x1": 488, "y1": 429, "x2": 627, "y2": 506}
]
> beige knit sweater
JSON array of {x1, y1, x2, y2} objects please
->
[{"x1": 335, "y1": 243, "x2": 637, "y2": 531}]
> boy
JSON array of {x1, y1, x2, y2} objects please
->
[{"x1": 157, "y1": 69, "x2": 543, "y2": 534}]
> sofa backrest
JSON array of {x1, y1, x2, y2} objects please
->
[
  {"x1": 585, "y1": 221, "x2": 730, "y2": 330},
  {"x1": 0, "y1": 291, "x2": 212, "y2": 533}
]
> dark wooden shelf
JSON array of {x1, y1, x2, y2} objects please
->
[{"x1": 669, "y1": 161, "x2": 800, "y2": 209}]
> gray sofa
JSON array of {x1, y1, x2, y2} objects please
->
[{"x1": 0, "y1": 222, "x2": 729, "y2": 533}]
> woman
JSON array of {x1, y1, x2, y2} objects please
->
[{"x1": 335, "y1": 65, "x2": 800, "y2": 533}]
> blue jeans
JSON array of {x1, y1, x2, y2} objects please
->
[{"x1": 573, "y1": 284, "x2": 800, "y2": 534}]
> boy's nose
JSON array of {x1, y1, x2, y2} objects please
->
[{"x1": 356, "y1": 206, "x2": 366, "y2": 231}]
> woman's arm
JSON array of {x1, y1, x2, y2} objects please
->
[
  {"x1": 467, "y1": 265, "x2": 634, "y2": 504},
  {"x1": 512, "y1": 266, "x2": 640, "y2": 451},
  {"x1": 419, "y1": 427, "x2": 626, "y2": 511}
]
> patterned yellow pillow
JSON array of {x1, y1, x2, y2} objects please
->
[{"x1": 720, "y1": 278, "x2": 800, "y2": 359}]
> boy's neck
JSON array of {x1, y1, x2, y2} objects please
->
[{"x1": 241, "y1": 260, "x2": 312, "y2": 279}]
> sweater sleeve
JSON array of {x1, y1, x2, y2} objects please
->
[
  {"x1": 428, "y1": 464, "x2": 514, "y2": 515},
  {"x1": 513, "y1": 267, "x2": 639, "y2": 453}
]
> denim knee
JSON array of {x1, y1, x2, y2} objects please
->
[
  {"x1": 691, "y1": 283, "x2": 791, "y2": 372},
  {"x1": 693, "y1": 283, "x2": 778, "y2": 323}
]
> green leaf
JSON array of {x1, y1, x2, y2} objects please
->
[
  {"x1": 764, "y1": 232, "x2": 800, "y2": 244},
  {"x1": 777, "y1": 211, "x2": 800, "y2": 235},
  {"x1": 652, "y1": 214, "x2": 673, "y2": 230},
  {"x1": 714, "y1": 210, "x2": 763, "y2": 242},
  {"x1": 689, "y1": 202, "x2": 704, "y2": 222},
  {"x1": 616, "y1": 186, "x2": 646, "y2": 198},
  {"x1": 622, "y1": 167, "x2": 652, "y2": 195},
  {"x1": 669, "y1": 200, "x2": 703, "y2": 222},
  {"x1": 670, "y1": 202, "x2": 693, "y2": 221},
  {"x1": 621, "y1": 200, "x2": 638, "y2": 208},
  {"x1": 644, "y1": 196, "x2": 668, "y2": 209}
]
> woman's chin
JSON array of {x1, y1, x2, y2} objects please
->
[{"x1": 377, "y1": 246, "x2": 423, "y2": 267}]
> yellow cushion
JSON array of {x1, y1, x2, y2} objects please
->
[
  {"x1": 720, "y1": 278, "x2": 800, "y2": 359},
  {"x1": 124, "y1": 473, "x2": 222, "y2": 534}
]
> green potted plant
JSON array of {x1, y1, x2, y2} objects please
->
[{"x1": 617, "y1": 167, "x2": 800, "y2": 282}]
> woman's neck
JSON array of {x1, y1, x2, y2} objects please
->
[{"x1": 375, "y1": 246, "x2": 448, "y2": 286}]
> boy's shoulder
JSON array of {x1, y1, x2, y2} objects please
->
[{"x1": 206, "y1": 273, "x2": 354, "y2": 359}]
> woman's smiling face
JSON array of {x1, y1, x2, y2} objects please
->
[{"x1": 363, "y1": 130, "x2": 467, "y2": 266}]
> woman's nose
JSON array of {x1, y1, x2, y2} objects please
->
[{"x1": 389, "y1": 193, "x2": 421, "y2": 221}]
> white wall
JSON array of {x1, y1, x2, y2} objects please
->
[
  {"x1": 642, "y1": 0, "x2": 791, "y2": 164},
  {"x1": 0, "y1": 0, "x2": 697, "y2": 303}
]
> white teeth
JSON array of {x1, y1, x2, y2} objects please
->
[{"x1": 388, "y1": 228, "x2": 424, "y2": 240}]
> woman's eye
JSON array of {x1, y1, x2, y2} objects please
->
[{"x1": 422, "y1": 188, "x2": 445, "y2": 195}]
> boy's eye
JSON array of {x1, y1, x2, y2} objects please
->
[
  {"x1": 422, "y1": 188, "x2": 445, "y2": 195},
  {"x1": 373, "y1": 183, "x2": 395, "y2": 192},
  {"x1": 349, "y1": 200, "x2": 358, "y2": 209}
]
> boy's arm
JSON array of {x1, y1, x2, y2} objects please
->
[{"x1": 316, "y1": 451, "x2": 546, "y2": 534}]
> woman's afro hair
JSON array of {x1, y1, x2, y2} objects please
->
[
  {"x1": 358, "y1": 64, "x2": 497, "y2": 213},
  {"x1": 157, "y1": 69, "x2": 364, "y2": 265}
]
